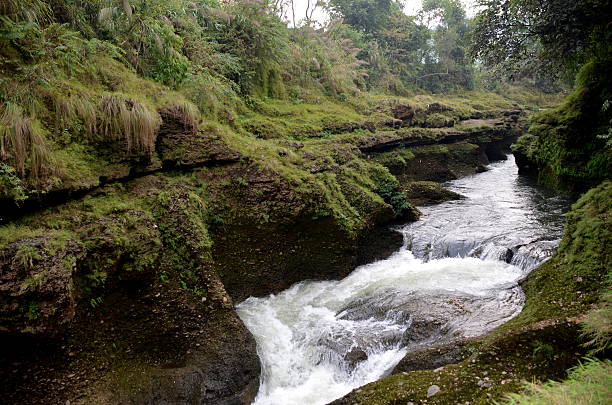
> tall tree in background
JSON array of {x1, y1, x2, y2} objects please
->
[
  {"x1": 419, "y1": 0, "x2": 474, "y2": 91},
  {"x1": 326, "y1": 0, "x2": 401, "y2": 34},
  {"x1": 471, "y1": 0, "x2": 612, "y2": 79}
]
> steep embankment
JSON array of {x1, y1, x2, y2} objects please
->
[
  {"x1": 0, "y1": 88, "x2": 527, "y2": 404},
  {"x1": 512, "y1": 58, "x2": 611, "y2": 192}
]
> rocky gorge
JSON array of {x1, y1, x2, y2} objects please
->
[{"x1": 0, "y1": 98, "x2": 541, "y2": 404}]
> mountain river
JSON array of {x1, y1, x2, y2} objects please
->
[{"x1": 236, "y1": 155, "x2": 571, "y2": 405}]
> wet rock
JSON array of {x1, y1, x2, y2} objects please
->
[
  {"x1": 344, "y1": 348, "x2": 368, "y2": 366},
  {"x1": 402, "y1": 316, "x2": 447, "y2": 345},
  {"x1": 338, "y1": 289, "x2": 524, "y2": 354},
  {"x1": 403, "y1": 181, "x2": 464, "y2": 206},
  {"x1": 391, "y1": 340, "x2": 468, "y2": 374}
]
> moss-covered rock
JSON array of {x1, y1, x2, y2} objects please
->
[
  {"x1": 512, "y1": 58, "x2": 612, "y2": 191},
  {"x1": 403, "y1": 181, "x2": 464, "y2": 206},
  {"x1": 332, "y1": 318, "x2": 586, "y2": 405}
]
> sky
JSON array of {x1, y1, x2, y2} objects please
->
[{"x1": 286, "y1": 0, "x2": 479, "y2": 27}]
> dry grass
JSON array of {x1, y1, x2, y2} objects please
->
[
  {"x1": 0, "y1": 103, "x2": 53, "y2": 180},
  {"x1": 55, "y1": 95, "x2": 97, "y2": 135},
  {"x1": 99, "y1": 95, "x2": 161, "y2": 156},
  {"x1": 159, "y1": 101, "x2": 200, "y2": 132}
]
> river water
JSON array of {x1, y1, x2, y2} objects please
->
[{"x1": 236, "y1": 155, "x2": 571, "y2": 405}]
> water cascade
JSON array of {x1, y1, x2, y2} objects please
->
[{"x1": 237, "y1": 156, "x2": 570, "y2": 405}]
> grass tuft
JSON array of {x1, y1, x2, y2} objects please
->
[
  {"x1": 159, "y1": 101, "x2": 200, "y2": 132},
  {"x1": 0, "y1": 103, "x2": 54, "y2": 180},
  {"x1": 99, "y1": 95, "x2": 161, "y2": 156},
  {"x1": 581, "y1": 290, "x2": 612, "y2": 353}
]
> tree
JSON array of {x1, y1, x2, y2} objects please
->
[
  {"x1": 471, "y1": 0, "x2": 612, "y2": 79},
  {"x1": 326, "y1": 0, "x2": 401, "y2": 34},
  {"x1": 472, "y1": 0, "x2": 612, "y2": 189},
  {"x1": 418, "y1": 0, "x2": 474, "y2": 91}
]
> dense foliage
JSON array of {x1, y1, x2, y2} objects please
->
[
  {"x1": 473, "y1": 0, "x2": 612, "y2": 189},
  {"x1": 0, "y1": 0, "x2": 497, "y2": 198},
  {"x1": 471, "y1": 0, "x2": 612, "y2": 79}
]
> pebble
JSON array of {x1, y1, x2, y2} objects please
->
[
  {"x1": 477, "y1": 379, "x2": 491, "y2": 388},
  {"x1": 427, "y1": 385, "x2": 440, "y2": 397}
]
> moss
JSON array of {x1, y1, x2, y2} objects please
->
[
  {"x1": 333, "y1": 319, "x2": 585, "y2": 405},
  {"x1": 238, "y1": 99, "x2": 369, "y2": 140},
  {"x1": 371, "y1": 149, "x2": 416, "y2": 167},
  {"x1": 519, "y1": 58, "x2": 612, "y2": 191}
]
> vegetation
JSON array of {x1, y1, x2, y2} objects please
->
[
  {"x1": 502, "y1": 359, "x2": 612, "y2": 405},
  {"x1": 0, "y1": 0, "x2": 610, "y2": 404},
  {"x1": 473, "y1": 0, "x2": 612, "y2": 190}
]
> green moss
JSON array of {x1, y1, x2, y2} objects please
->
[
  {"x1": 519, "y1": 58, "x2": 612, "y2": 190},
  {"x1": 371, "y1": 149, "x2": 416, "y2": 167},
  {"x1": 334, "y1": 320, "x2": 584, "y2": 405},
  {"x1": 239, "y1": 99, "x2": 368, "y2": 140}
]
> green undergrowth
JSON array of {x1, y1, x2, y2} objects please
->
[
  {"x1": 366, "y1": 90, "x2": 524, "y2": 120},
  {"x1": 215, "y1": 129, "x2": 414, "y2": 234},
  {"x1": 238, "y1": 99, "x2": 370, "y2": 140},
  {"x1": 0, "y1": 175, "x2": 219, "y2": 313},
  {"x1": 0, "y1": 10, "x2": 544, "y2": 210},
  {"x1": 501, "y1": 358, "x2": 612, "y2": 405},
  {"x1": 492, "y1": 84, "x2": 565, "y2": 108}
]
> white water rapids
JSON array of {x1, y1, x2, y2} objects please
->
[{"x1": 236, "y1": 155, "x2": 570, "y2": 405}]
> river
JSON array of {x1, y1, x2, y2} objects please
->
[{"x1": 236, "y1": 155, "x2": 571, "y2": 405}]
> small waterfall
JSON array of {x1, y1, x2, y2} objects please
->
[{"x1": 237, "y1": 155, "x2": 571, "y2": 405}]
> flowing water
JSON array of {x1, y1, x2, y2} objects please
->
[{"x1": 236, "y1": 155, "x2": 571, "y2": 405}]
